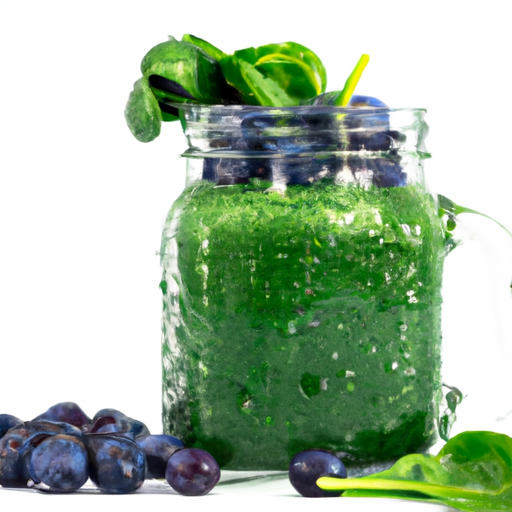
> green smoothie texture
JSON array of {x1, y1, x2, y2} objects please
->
[{"x1": 161, "y1": 176, "x2": 448, "y2": 470}]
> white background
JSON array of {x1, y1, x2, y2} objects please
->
[{"x1": 0, "y1": 0, "x2": 511, "y2": 507}]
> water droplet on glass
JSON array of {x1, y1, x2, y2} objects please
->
[{"x1": 401, "y1": 224, "x2": 411, "y2": 236}]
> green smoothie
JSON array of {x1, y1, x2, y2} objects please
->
[{"x1": 160, "y1": 176, "x2": 448, "y2": 470}]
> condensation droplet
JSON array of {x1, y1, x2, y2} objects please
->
[{"x1": 401, "y1": 224, "x2": 411, "y2": 236}]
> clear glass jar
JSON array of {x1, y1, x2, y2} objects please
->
[{"x1": 160, "y1": 105, "x2": 448, "y2": 472}]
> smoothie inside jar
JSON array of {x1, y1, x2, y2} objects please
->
[{"x1": 160, "y1": 106, "x2": 449, "y2": 471}]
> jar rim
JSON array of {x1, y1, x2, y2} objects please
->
[{"x1": 172, "y1": 103, "x2": 427, "y2": 115}]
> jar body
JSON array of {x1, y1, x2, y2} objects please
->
[{"x1": 160, "y1": 106, "x2": 448, "y2": 471}]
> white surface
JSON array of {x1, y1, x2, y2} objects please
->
[
  {"x1": 0, "y1": 0, "x2": 511, "y2": 508},
  {"x1": 0, "y1": 474, "x2": 455, "y2": 511}
]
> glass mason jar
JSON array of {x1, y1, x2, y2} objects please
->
[{"x1": 160, "y1": 104, "x2": 449, "y2": 472}]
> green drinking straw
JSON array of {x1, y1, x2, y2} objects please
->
[{"x1": 335, "y1": 54, "x2": 370, "y2": 106}]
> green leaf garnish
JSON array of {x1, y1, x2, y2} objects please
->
[
  {"x1": 141, "y1": 37, "x2": 230, "y2": 106},
  {"x1": 334, "y1": 54, "x2": 370, "y2": 107},
  {"x1": 181, "y1": 34, "x2": 226, "y2": 61},
  {"x1": 124, "y1": 77, "x2": 162, "y2": 142},
  {"x1": 318, "y1": 431, "x2": 512, "y2": 512},
  {"x1": 220, "y1": 42, "x2": 327, "y2": 106}
]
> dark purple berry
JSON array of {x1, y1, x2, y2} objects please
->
[
  {"x1": 136, "y1": 434, "x2": 184, "y2": 479},
  {"x1": 165, "y1": 448, "x2": 220, "y2": 496},
  {"x1": 24, "y1": 420, "x2": 83, "y2": 437},
  {"x1": 88, "y1": 409, "x2": 150, "y2": 438},
  {"x1": 0, "y1": 427, "x2": 33, "y2": 488},
  {"x1": 28, "y1": 434, "x2": 88, "y2": 492},
  {"x1": 32, "y1": 402, "x2": 91, "y2": 429},
  {"x1": 0, "y1": 414, "x2": 23, "y2": 439},
  {"x1": 289, "y1": 449, "x2": 347, "y2": 497},
  {"x1": 85, "y1": 433, "x2": 146, "y2": 494}
]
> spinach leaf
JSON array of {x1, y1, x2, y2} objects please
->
[
  {"x1": 220, "y1": 42, "x2": 326, "y2": 106},
  {"x1": 317, "y1": 431, "x2": 512, "y2": 512},
  {"x1": 124, "y1": 77, "x2": 162, "y2": 142},
  {"x1": 141, "y1": 36, "x2": 230, "y2": 106},
  {"x1": 181, "y1": 34, "x2": 226, "y2": 62},
  {"x1": 221, "y1": 54, "x2": 295, "y2": 106}
]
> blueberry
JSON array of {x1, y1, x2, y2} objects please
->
[
  {"x1": 165, "y1": 448, "x2": 220, "y2": 496},
  {"x1": 349, "y1": 94, "x2": 388, "y2": 108},
  {"x1": 370, "y1": 158, "x2": 407, "y2": 188},
  {"x1": 32, "y1": 402, "x2": 91, "y2": 430},
  {"x1": 85, "y1": 433, "x2": 146, "y2": 494},
  {"x1": 28, "y1": 434, "x2": 89, "y2": 492},
  {"x1": 241, "y1": 112, "x2": 308, "y2": 152},
  {"x1": 24, "y1": 420, "x2": 84, "y2": 437},
  {"x1": 0, "y1": 427, "x2": 33, "y2": 488},
  {"x1": 136, "y1": 434, "x2": 184, "y2": 479},
  {"x1": 0, "y1": 421, "x2": 84, "y2": 488},
  {"x1": 88, "y1": 409, "x2": 150, "y2": 438},
  {"x1": 303, "y1": 92, "x2": 388, "y2": 108},
  {"x1": 0, "y1": 414, "x2": 23, "y2": 439},
  {"x1": 241, "y1": 109, "x2": 338, "y2": 154},
  {"x1": 202, "y1": 157, "x2": 271, "y2": 184},
  {"x1": 289, "y1": 449, "x2": 347, "y2": 497}
]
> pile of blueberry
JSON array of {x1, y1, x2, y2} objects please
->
[
  {"x1": 196, "y1": 96, "x2": 408, "y2": 188},
  {"x1": 0, "y1": 403, "x2": 220, "y2": 495},
  {"x1": 1, "y1": 402, "x2": 348, "y2": 497}
]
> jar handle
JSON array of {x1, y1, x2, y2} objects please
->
[{"x1": 437, "y1": 194, "x2": 512, "y2": 441}]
